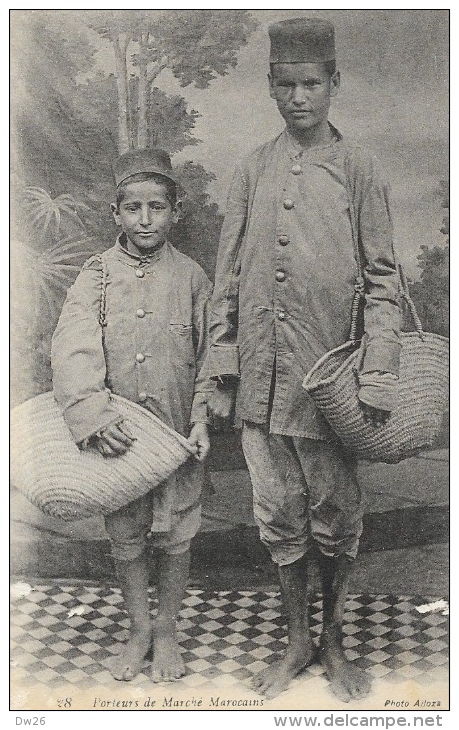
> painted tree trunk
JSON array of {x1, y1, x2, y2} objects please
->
[
  {"x1": 113, "y1": 34, "x2": 130, "y2": 154},
  {"x1": 137, "y1": 34, "x2": 149, "y2": 149}
]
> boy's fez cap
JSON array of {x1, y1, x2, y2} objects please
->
[
  {"x1": 113, "y1": 148, "x2": 176, "y2": 187},
  {"x1": 269, "y1": 18, "x2": 335, "y2": 64}
]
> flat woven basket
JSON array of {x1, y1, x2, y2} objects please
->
[
  {"x1": 10, "y1": 392, "x2": 196, "y2": 521},
  {"x1": 302, "y1": 331, "x2": 449, "y2": 463}
]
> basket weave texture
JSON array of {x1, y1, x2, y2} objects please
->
[
  {"x1": 302, "y1": 331, "x2": 449, "y2": 463},
  {"x1": 10, "y1": 392, "x2": 196, "y2": 521}
]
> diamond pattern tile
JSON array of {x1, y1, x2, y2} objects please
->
[{"x1": 10, "y1": 585, "x2": 449, "y2": 692}]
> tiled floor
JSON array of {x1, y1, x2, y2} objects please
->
[{"x1": 10, "y1": 583, "x2": 449, "y2": 692}]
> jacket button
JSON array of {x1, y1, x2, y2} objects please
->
[
  {"x1": 278, "y1": 235, "x2": 289, "y2": 246},
  {"x1": 283, "y1": 199, "x2": 294, "y2": 210},
  {"x1": 277, "y1": 310, "x2": 286, "y2": 321},
  {"x1": 136, "y1": 353, "x2": 145, "y2": 363},
  {"x1": 275, "y1": 270, "x2": 286, "y2": 282},
  {"x1": 135, "y1": 269, "x2": 145, "y2": 278},
  {"x1": 291, "y1": 164, "x2": 302, "y2": 175},
  {"x1": 138, "y1": 392, "x2": 147, "y2": 402},
  {"x1": 136, "y1": 308, "x2": 146, "y2": 318}
]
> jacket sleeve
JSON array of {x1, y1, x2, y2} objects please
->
[
  {"x1": 354, "y1": 151, "x2": 401, "y2": 377},
  {"x1": 190, "y1": 270, "x2": 214, "y2": 424},
  {"x1": 51, "y1": 260, "x2": 122, "y2": 443},
  {"x1": 207, "y1": 164, "x2": 249, "y2": 379}
]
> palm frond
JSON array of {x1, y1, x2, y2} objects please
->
[
  {"x1": 40, "y1": 268, "x2": 75, "y2": 291},
  {"x1": 47, "y1": 236, "x2": 96, "y2": 256},
  {"x1": 29, "y1": 208, "x2": 51, "y2": 228},
  {"x1": 25, "y1": 187, "x2": 92, "y2": 236},
  {"x1": 14, "y1": 208, "x2": 99, "y2": 326},
  {"x1": 45, "y1": 263, "x2": 85, "y2": 273},
  {"x1": 45, "y1": 208, "x2": 58, "y2": 233},
  {"x1": 13, "y1": 239, "x2": 89, "y2": 294},
  {"x1": 47, "y1": 250, "x2": 94, "y2": 264},
  {"x1": 56, "y1": 208, "x2": 86, "y2": 229},
  {"x1": 38, "y1": 279, "x2": 62, "y2": 319},
  {"x1": 56, "y1": 194, "x2": 92, "y2": 212},
  {"x1": 25, "y1": 187, "x2": 54, "y2": 202}
]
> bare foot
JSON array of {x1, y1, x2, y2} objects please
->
[
  {"x1": 150, "y1": 617, "x2": 185, "y2": 682},
  {"x1": 320, "y1": 631, "x2": 372, "y2": 703},
  {"x1": 250, "y1": 641, "x2": 317, "y2": 699},
  {"x1": 111, "y1": 624, "x2": 152, "y2": 681}
]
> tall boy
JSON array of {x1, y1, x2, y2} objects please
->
[
  {"x1": 208, "y1": 18, "x2": 401, "y2": 702},
  {"x1": 52, "y1": 149, "x2": 212, "y2": 682}
]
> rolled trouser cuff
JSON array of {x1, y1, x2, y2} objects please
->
[{"x1": 108, "y1": 534, "x2": 150, "y2": 562}]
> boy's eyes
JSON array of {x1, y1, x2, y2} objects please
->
[
  {"x1": 123, "y1": 203, "x2": 167, "y2": 212},
  {"x1": 277, "y1": 80, "x2": 321, "y2": 89}
]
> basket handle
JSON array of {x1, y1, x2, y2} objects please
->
[
  {"x1": 397, "y1": 264, "x2": 425, "y2": 339},
  {"x1": 344, "y1": 150, "x2": 367, "y2": 345},
  {"x1": 97, "y1": 255, "x2": 108, "y2": 329},
  {"x1": 349, "y1": 265, "x2": 426, "y2": 345},
  {"x1": 346, "y1": 180, "x2": 366, "y2": 345},
  {"x1": 349, "y1": 276, "x2": 365, "y2": 343},
  {"x1": 344, "y1": 150, "x2": 425, "y2": 343}
]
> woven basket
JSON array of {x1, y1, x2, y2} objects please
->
[
  {"x1": 10, "y1": 392, "x2": 196, "y2": 521},
  {"x1": 302, "y1": 331, "x2": 449, "y2": 463}
]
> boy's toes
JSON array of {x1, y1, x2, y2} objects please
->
[
  {"x1": 151, "y1": 629, "x2": 186, "y2": 682},
  {"x1": 111, "y1": 661, "x2": 136, "y2": 682},
  {"x1": 352, "y1": 671, "x2": 372, "y2": 699},
  {"x1": 151, "y1": 662, "x2": 185, "y2": 682},
  {"x1": 330, "y1": 667, "x2": 372, "y2": 703}
]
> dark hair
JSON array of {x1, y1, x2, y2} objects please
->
[
  {"x1": 270, "y1": 60, "x2": 337, "y2": 77},
  {"x1": 115, "y1": 172, "x2": 177, "y2": 209},
  {"x1": 323, "y1": 60, "x2": 336, "y2": 77}
]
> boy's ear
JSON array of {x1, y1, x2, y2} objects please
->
[
  {"x1": 172, "y1": 200, "x2": 182, "y2": 223},
  {"x1": 268, "y1": 72, "x2": 276, "y2": 99},
  {"x1": 330, "y1": 70, "x2": 340, "y2": 97},
  {"x1": 110, "y1": 202, "x2": 121, "y2": 226}
]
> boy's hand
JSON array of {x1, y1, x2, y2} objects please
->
[
  {"x1": 94, "y1": 420, "x2": 136, "y2": 457},
  {"x1": 188, "y1": 423, "x2": 210, "y2": 462},
  {"x1": 358, "y1": 371, "x2": 396, "y2": 427},
  {"x1": 208, "y1": 379, "x2": 237, "y2": 431},
  {"x1": 360, "y1": 402, "x2": 391, "y2": 428}
]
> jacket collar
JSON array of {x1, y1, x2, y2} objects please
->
[
  {"x1": 115, "y1": 232, "x2": 167, "y2": 265},
  {"x1": 283, "y1": 122, "x2": 343, "y2": 159}
]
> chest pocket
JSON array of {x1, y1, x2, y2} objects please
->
[{"x1": 169, "y1": 322, "x2": 195, "y2": 368}]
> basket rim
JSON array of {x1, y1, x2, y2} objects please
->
[
  {"x1": 302, "y1": 331, "x2": 449, "y2": 394},
  {"x1": 13, "y1": 390, "x2": 197, "y2": 456},
  {"x1": 302, "y1": 340, "x2": 360, "y2": 392}
]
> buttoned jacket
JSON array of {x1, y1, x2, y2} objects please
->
[
  {"x1": 208, "y1": 129, "x2": 401, "y2": 439},
  {"x1": 52, "y1": 239, "x2": 213, "y2": 445}
]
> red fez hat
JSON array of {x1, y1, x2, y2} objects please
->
[
  {"x1": 113, "y1": 148, "x2": 176, "y2": 187},
  {"x1": 269, "y1": 17, "x2": 335, "y2": 64}
]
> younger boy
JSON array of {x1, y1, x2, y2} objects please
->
[
  {"x1": 52, "y1": 148, "x2": 212, "y2": 682},
  {"x1": 208, "y1": 18, "x2": 401, "y2": 702}
]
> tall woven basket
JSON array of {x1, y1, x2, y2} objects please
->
[
  {"x1": 10, "y1": 392, "x2": 196, "y2": 521},
  {"x1": 302, "y1": 269, "x2": 449, "y2": 464}
]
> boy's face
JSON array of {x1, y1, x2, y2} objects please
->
[
  {"x1": 269, "y1": 62, "x2": 339, "y2": 136},
  {"x1": 112, "y1": 179, "x2": 179, "y2": 255}
]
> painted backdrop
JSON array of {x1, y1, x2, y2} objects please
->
[{"x1": 11, "y1": 9, "x2": 449, "y2": 409}]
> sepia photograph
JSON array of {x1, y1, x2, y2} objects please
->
[{"x1": 10, "y1": 8, "x2": 449, "y2": 716}]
